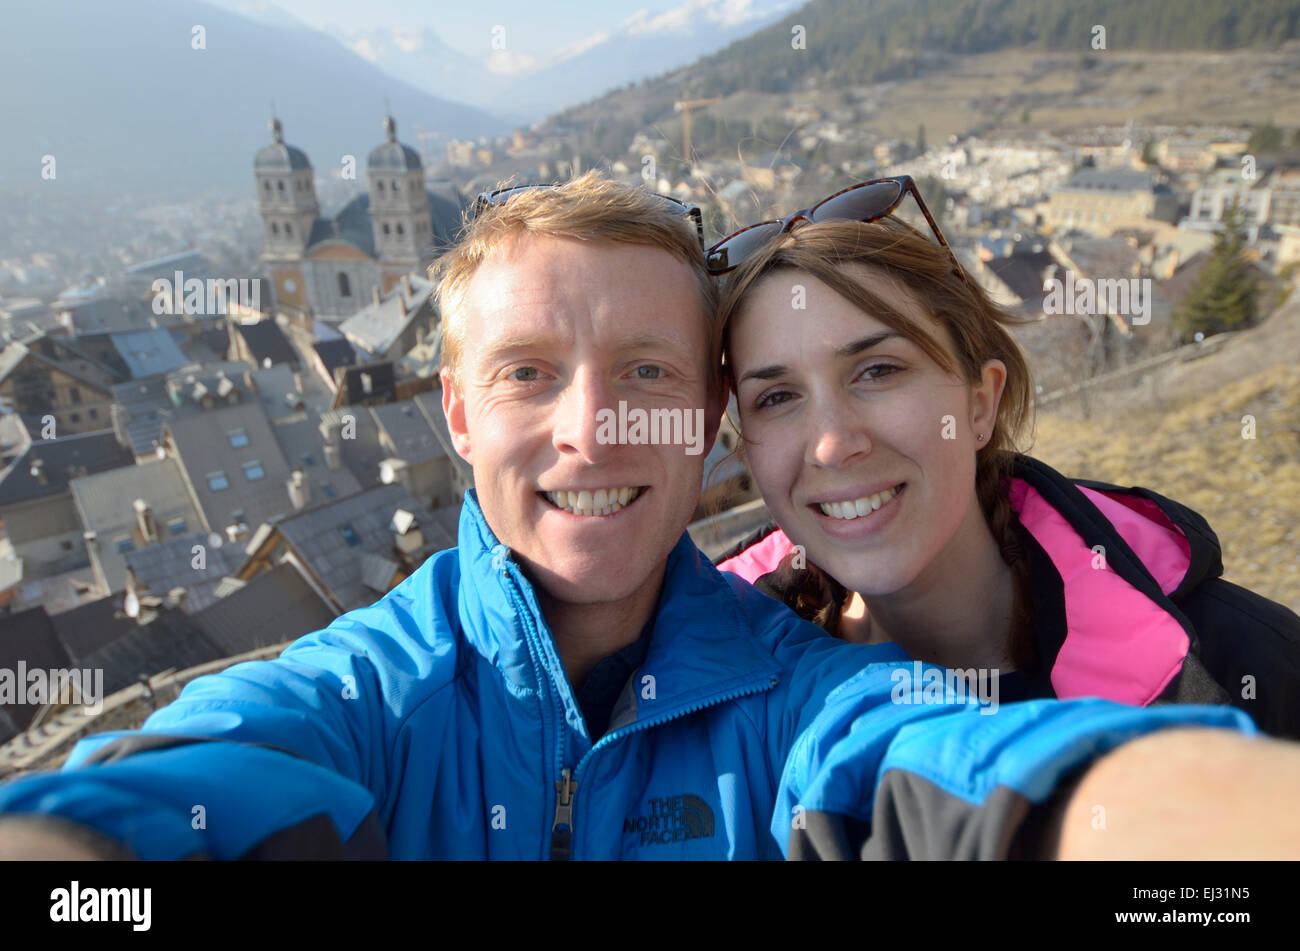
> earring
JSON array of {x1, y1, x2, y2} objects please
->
[{"x1": 976, "y1": 433, "x2": 985, "y2": 442}]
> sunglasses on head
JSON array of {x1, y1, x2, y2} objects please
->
[
  {"x1": 471, "y1": 183, "x2": 707, "y2": 251},
  {"x1": 705, "y1": 175, "x2": 966, "y2": 284}
]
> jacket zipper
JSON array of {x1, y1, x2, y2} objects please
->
[
  {"x1": 550, "y1": 767, "x2": 577, "y2": 860},
  {"x1": 498, "y1": 544, "x2": 780, "y2": 861},
  {"x1": 499, "y1": 566, "x2": 573, "y2": 861},
  {"x1": 567, "y1": 675, "x2": 779, "y2": 858}
]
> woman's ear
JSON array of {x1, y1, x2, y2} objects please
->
[{"x1": 971, "y1": 359, "x2": 1007, "y2": 446}]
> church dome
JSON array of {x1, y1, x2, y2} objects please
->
[
  {"x1": 367, "y1": 114, "x2": 422, "y2": 172},
  {"x1": 255, "y1": 116, "x2": 312, "y2": 171}
]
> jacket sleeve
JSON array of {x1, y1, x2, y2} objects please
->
[
  {"x1": 727, "y1": 575, "x2": 1259, "y2": 859},
  {"x1": 0, "y1": 554, "x2": 457, "y2": 860}
]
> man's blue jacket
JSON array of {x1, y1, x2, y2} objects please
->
[{"x1": 0, "y1": 491, "x2": 1253, "y2": 859}]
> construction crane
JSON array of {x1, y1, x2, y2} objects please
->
[{"x1": 674, "y1": 97, "x2": 722, "y2": 168}]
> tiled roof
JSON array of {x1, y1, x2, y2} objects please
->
[
  {"x1": 275, "y1": 483, "x2": 444, "y2": 611},
  {"x1": 49, "y1": 596, "x2": 138, "y2": 663},
  {"x1": 69, "y1": 456, "x2": 205, "y2": 594},
  {"x1": 321, "y1": 404, "x2": 386, "y2": 488},
  {"x1": 109, "y1": 328, "x2": 190, "y2": 379},
  {"x1": 193, "y1": 561, "x2": 335, "y2": 656},
  {"x1": 0, "y1": 606, "x2": 73, "y2": 739},
  {"x1": 234, "y1": 320, "x2": 298, "y2": 368},
  {"x1": 371, "y1": 399, "x2": 444, "y2": 465},
  {"x1": 163, "y1": 401, "x2": 294, "y2": 531},
  {"x1": 338, "y1": 276, "x2": 435, "y2": 357},
  {"x1": 123, "y1": 529, "x2": 247, "y2": 613},
  {"x1": 313, "y1": 338, "x2": 358, "y2": 380},
  {"x1": 0, "y1": 430, "x2": 134, "y2": 508}
]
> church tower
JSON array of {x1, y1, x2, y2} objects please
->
[
  {"x1": 255, "y1": 114, "x2": 319, "y2": 263},
  {"x1": 367, "y1": 113, "x2": 433, "y2": 286}
]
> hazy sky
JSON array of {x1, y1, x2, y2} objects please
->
[{"x1": 255, "y1": 0, "x2": 724, "y2": 58}]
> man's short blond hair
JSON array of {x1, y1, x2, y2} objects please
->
[{"x1": 431, "y1": 170, "x2": 718, "y2": 388}]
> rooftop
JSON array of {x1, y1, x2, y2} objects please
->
[{"x1": 0, "y1": 430, "x2": 134, "y2": 508}]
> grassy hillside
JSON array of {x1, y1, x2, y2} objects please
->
[{"x1": 1030, "y1": 302, "x2": 1300, "y2": 612}]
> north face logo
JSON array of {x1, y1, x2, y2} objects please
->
[{"x1": 623, "y1": 794, "x2": 715, "y2": 847}]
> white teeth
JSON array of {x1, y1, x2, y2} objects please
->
[
  {"x1": 818, "y1": 485, "x2": 901, "y2": 520},
  {"x1": 546, "y1": 487, "x2": 641, "y2": 516}
]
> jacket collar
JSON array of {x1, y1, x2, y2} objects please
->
[{"x1": 453, "y1": 490, "x2": 781, "y2": 724}]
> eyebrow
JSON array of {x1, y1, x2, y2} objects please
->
[{"x1": 737, "y1": 331, "x2": 904, "y2": 385}]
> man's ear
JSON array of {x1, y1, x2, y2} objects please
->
[
  {"x1": 441, "y1": 366, "x2": 473, "y2": 465},
  {"x1": 971, "y1": 358, "x2": 1007, "y2": 446}
]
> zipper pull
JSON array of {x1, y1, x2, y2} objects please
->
[{"x1": 550, "y1": 767, "x2": 578, "y2": 861}]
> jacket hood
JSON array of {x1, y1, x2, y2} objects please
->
[{"x1": 716, "y1": 455, "x2": 1226, "y2": 706}]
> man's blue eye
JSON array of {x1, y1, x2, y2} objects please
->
[
  {"x1": 636, "y1": 366, "x2": 663, "y2": 379},
  {"x1": 511, "y1": 367, "x2": 540, "y2": 382}
]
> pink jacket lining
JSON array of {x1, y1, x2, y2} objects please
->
[{"x1": 716, "y1": 479, "x2": 1193, "y2": 705}]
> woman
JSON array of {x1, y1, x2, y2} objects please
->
[{"x1": 711, "y1": 179, "x2": 1300, "y2": 738}]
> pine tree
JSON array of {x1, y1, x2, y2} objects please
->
[{"x1": 1172, "y1": 202, "x2": 1259, "y2": 341}]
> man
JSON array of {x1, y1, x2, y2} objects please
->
[{"x1": 0, "y1": 173, "x2": 1295, "y2": 860}]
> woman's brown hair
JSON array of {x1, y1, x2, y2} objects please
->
[{"x1": 715, "y1": 216, "x2": 1039, "y2": 670}]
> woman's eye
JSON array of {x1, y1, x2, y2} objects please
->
[
  {"x1": 859, "y1": 363, "x2": 901, "y2": 382},
  {"x1": 755, "y1": 390, "x2": 794, "y2": 410},
  {"x1": 509, "y1": 366, "x2": 541, "y2": 382}
]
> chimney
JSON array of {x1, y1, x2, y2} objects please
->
[
  {"x1": 324, "y1": 441, "x2": 342, "y2": 471},
  {"x1": 166, "y1": 586, "x2": 188, "y2": 611},
  {"x1": 397, "y1": 295, "x2": 408, "y2": 318},
  {"x1": 191, "y1": 380, "x2": 209, "y2": 404},
  {"x1": 293, "y1": 370, "x2": 304, "y2": 393},
  {"x1": 83, "y1": 529, "x2": 99, "y2": 554},
  {"x1": 391, "y1": 508, "x2": 424, "y2": 555},
  {"x1": 380, "y1": 458, "x2": 411, "y2": 491},
  {"x1": 403, "y1": 274, "x2": 414, "y2": 296},
  {"x1": 287, "y1": 468, "x2": 310, "y2": 510},
  {"x1": 372, "y1": 285, "x2": 382, "y2": 307},
  {"x1": 29, "y1": 457, "x2": 46, "y2": 485},
  {"x1": 133, "y1": 498, "x2": 157, "y2": 543},
  {"x1": 216, "y1": 373, "x2": 236, "y2": 401}
]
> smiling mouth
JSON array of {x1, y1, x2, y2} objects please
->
[
  {"x1": 812, "y1": 484, "x2": 905, "y2": 520},
  {"x1": 539, "y1": 486, "x2": 647, "y2": 517}
]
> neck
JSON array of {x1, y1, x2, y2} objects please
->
[
  {"x1": 842, "y1": 496, "x2": 1017, "y2": 672},
  {"x1": 538, "y1": 569, "x2": 664, "y2": 691}
]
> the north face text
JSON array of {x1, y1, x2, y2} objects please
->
[{"x1": 624, "y1": 794, "x2": 714, "y2": 846}]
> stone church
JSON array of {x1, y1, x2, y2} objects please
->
[{"x1": 254, "y1": 113, "x2": 465, "y2": 322}]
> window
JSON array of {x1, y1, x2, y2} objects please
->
[
  {"x1": 207, "y1": 470, "x2": 229, "y2": 491},
  {"x1": 396, "y1": 223, "x2": 404, "y2": 236},
  {"x1": 264, "y1": 181, "x2": 271, "y2": 193},
  {"x1": 69, "y1": 386, "x2": 80, "y2": 403},
  {"x1": 69, "y1": 412, "x2": 81, "y2": 423},
  {"x1": 320, "y1": 481, "x2": 336, "y2": 499},
  {"x1": 300, "y1": 453, "x2": 316, "y2": 467},
  {"x1": 285, "y1": 222, "x2": 293, "y2": 237},
  {"x1": 88, "y1": 408, "x2": 98, "y2": 420},
  {"x1": 277, "y1": 180, "x2": 285, "y2": 192},
  {"x1": 338, "y1": 273, "x2": 351, "y2": 297},
  {"x1": 242, "y1": 460, "x2": 265, "y2": 481},
  {"x1": 227, "y1": 427, "x2": 248, "y2": 448},
  {"x1": 382, "y1": 223, "x2": 391, "y2": 236},
  {"x1": 377, "y1": 180, "x2": 385, "y2": 193},
  {"x1": 231, "y1": 509, "x2": 246, "y2": 525},
  {"x1": 271, "y1": 222, "x2": 280, "y2": 235},
  {"x1": 340, "y1": 524, "x2": 360, "y2": 547},
  {"x1": 60, "y1": 539, "x2": 73, "y2": 551},
  {"x1": 115, "y1": 536, "x2": 135, "y2": 553},
  {"x1": 168, "y1": 517, "x2": 188, "y2": 536},
  {"x1": 392, "y1": 179, "x2": 400, "y2": 192}
]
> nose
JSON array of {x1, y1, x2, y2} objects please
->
[
  {"x1": 552, "y1": 365, "x2": 617, "y2": 463},
  {"x1": 805, "y1": 391, "x2": 872, "y2": 470}
]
